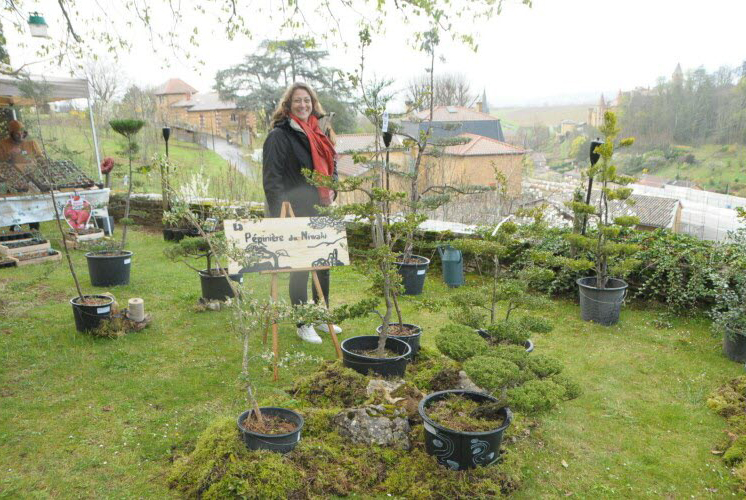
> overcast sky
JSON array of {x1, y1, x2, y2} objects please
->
[{"x1": 6, "y1": 0, "x2": 746, "y2": 107}]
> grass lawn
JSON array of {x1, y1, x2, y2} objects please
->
[
  {"x1": 32, "y1": 113, "x2": 263, "y2": 201},
  {"x1": 0, "y1": 226, "x2": 742, "y2": 497}
]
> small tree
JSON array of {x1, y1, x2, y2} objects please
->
[
  {"x1": 563, "y1": 111, "x2": 640, "y2": 288},
  {"x1": 109, "y1": 118, "x2": 145, "y2": 251}
]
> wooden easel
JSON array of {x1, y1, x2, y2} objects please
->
[{"x1": 261, "y1": 201, "x2": 343, "y2": 381}]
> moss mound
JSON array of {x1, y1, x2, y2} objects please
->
[
  {"x1": 550, "y1": 372, "x2": 582, "y2": 400},
  {"x1": 168, "y1": 418, "x2": 302, "y2": 499},
  {"x1": 435, "y1": 324, "x2": 489, "y2": 361},
  {"x1": 518, "y1": 315, "x2": 554, "y2": 334},
  {"x1": 407, "y1": 354, "x2": 461, "y2": 392},
  {"x1": 481, "y1": 320, "x2": 531, "y2": 346},
  {"x1": 290, "y1": 361, "x2": 368, "y2": 407},
  {"x1": 709, "y1": 375, "x2": 746, "y2": 491},
  {"x1": 527, "y1": 354, "x2": 563, "y2": 378}
]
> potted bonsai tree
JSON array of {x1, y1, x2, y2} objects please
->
[
  {"x1": 714, "y1": 210, "x2": 746, "y2": 362},
  {"x1": 85, "y1": 119, "x2": 145, "y2": 287},
  {"x1": 562, "y1": 111, "x2": 640, "y2": 326}
]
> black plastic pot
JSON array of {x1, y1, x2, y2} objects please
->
[
  {"x1": 476, "y1": 329, "x2": 534, "y2": 353},
  {"x1": 341, "y1": 335, "x2": 412, "y2": 377},
  {"x1": 94, "y1": 216, "x2": 114, "y2": 236},
  {"x1": 237, "y1": 407, "x2": 304, "y2": 454},
  {"x1": 70, "y1": 294, "x2": 114, "y2": 332},
  {"x1": 419, "y1": 390, "x2": 512, "y2": 471},
  {"x1": 396, "y1": 255, "x2": 430, "y2": 296},
  {"x1": 85, "y1": 251, "x2": 133, "y2": 287},
  {"x1": 723, "y1": 330, "x2": 746, "y2": 363},
  {"x1": 376, "y1": 323, "x2": 422, "y2": 360},
  {"x1": 162, "y1": 228, "x2": 178, "y2": 242},
  {"x1": 199, "y1": 269, "x2": 243, "y2": 301},
  {"x1": 576, "y1": 277, "x2": 628, "y2": 326},
  {"x1": 0, "y1": 231, "x2": 33, "y2": 242}
]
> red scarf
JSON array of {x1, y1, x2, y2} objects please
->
[{"x1": 290, "y1": 113, "x2": 336, "y2": 205}]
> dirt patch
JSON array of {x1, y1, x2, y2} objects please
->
[
  {"x1": 352, "y1": 347, "x2": 403, "y2": 358},
  {"x1": 241, "y1": 412, "x2": 297, "y2": 435},
  {"x1": 386, "y1": 324, "x2": 419, "y2": 336}
]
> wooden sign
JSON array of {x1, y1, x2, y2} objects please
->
[{"x1": 224, "y1": 216, "x2": 349, "y2": 274}]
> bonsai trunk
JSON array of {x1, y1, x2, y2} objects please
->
[{"x1": 120, "y1": 137, "x2": 134, "y2": 252}]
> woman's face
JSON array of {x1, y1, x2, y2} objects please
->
[{"x1": 290, "y1": 88, "x2": 313, "y2": 122}]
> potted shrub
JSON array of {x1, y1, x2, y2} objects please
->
[
  {"x1": 563, "y1": 111, "x2": 639, "y2": 326},
  {"x1": 449, "y1": 220, "x2": 555, "y2": 352},
  {"x1": 85, "y1": 119, "x2": 145, "y2": 286},
  {"x1": 713, "y1": 213, "x2": 746, "y2": 362},
  {"x1": 164, "y1": 233, "x2": 242, "y2": 301}
]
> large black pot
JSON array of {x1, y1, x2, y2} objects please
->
[
  {"x1": 70, "y1": 294, "x2": 114, "y2": 332},
  {"x1": 86, "y1": 251, "x2": 133, "y2": 287},
  {"x1": 237, "y1": 407, "x2": 303, "y2": 454},
  {"x1": 476, "y1": 329, "x2": 534, "y2": 353},
  {"x1": 199, "y1": 269, "x2": 243, "y2": 301},
  {"x1": 396, "y1": 255, "x2": 430, "y2": 296},
  {"x1": 94, "y1": 215, "x2": 114, "y2": 236},
  {"x1": 341, "y1": 335, "x2": 411, "y2": 377},
  {"x1": 376, "y1": 323, "x2": 422, "y2": 360},
  {"x1": 576, "y1": 277, "x2": 628, "y2": 326},
  {"x1": 723, "y1": 330, "x2": 746, "y2": 363},
  {"x1": 419, "y1": 390, "x2": 512, "y2": 471}
]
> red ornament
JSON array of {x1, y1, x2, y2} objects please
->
[{"x1": 100, "y1": 157, "x2": 115, "y2": 174}]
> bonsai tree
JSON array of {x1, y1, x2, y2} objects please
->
[
  {"x1": 562, "y1": 111, "x2": 640, "y2": 288},
  {"x1": 164, "y1": 233, "x2": 226, "y2": 276},
  {"x1": 109, "y1": 118, "x2": 145, "y2": 251}
]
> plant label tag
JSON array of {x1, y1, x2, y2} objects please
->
[
  {"x1": 97, "y1": 306, "x2": 111, "y2": 314},
  {"x1": 417, "y1": 269, "x2": 426, "y2": 275},
  {"x1": 123, "y1": 259, "x2": 131, "y2": 264},
  {"x1": 239, "y1": 276, "x2": 244, "y2": 283}
]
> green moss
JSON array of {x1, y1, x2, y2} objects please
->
[
  {"x1": 290, "y1": 361, "x2": 368, "y2": 408},
  {"x1": 463, "y1": 356, "x2": 521, "y2": 392},
  {"x1": 435, "y1": 324, "x2": 489, "y2": 361},
  {"x1": 381, "y1": 447, "x2": 521, "y2": 498},
  {"x1": 527, "y1": 354, "x2": 563, "y2": 378},
  {"x1": 707, "y1": 376, "x2": 746, "y2": 418},
  {"x1": 724, "y1": 436, "x2": 746, "y2": 466},
  {"x1": 303, "y1": 408, "x2": 343, "y2": 439},
  {"x1": 550, "y1": 373, "x2": 582, "y2": 400},
  {"x1": 407, "y1": 355, "x2": 461, "y2": 392},
  {"x1": 507, "y1": 379, "x2": 566, "y2": 415},
  {"x1": 168, "y1": 418, "x2": 302, "y2": 499}
]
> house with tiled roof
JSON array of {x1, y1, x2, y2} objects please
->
[
  {"x1": 154, "y1": 79, "x2": 256, "y2": 146},
  {"x1": 401, "y1": 104, "x2": 506, "y2": 142}
]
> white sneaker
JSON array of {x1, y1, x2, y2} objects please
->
[
  {"x1": 297, "y1": 324, "x2": 322, "y2": 344},
  {"x1": 316, "y1": 323, "x2": 342, "y2": 334}
]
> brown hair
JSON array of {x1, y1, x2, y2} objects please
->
[{"x1": 270, "y1": 82, "x2": 327, "y2": 129}]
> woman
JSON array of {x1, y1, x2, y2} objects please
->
[{"x1": 263, "y1": 82, "x2": 341, "y2": 344}]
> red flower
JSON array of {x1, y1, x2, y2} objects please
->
[{"x1": 100, "y1": 157, "x2": 115, "y2": 174}]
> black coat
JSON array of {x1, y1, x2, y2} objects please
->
[{"x1": 262, "y1": 118, "x2": 336, "y2": 218}]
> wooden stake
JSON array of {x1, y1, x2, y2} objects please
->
[
  {"x1": 270, "y1": 273, "x2": 279, "y2": 381},
  {"x1": 312, "y1": 270, "x2": 342, "y2": 359}
]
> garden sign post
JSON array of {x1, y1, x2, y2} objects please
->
[{"x1": 224, "y1": 201, "x2": 348, "y2": 380}]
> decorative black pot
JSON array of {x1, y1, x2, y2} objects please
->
[
  {"x1": 341, "y1": 335, "x2": 411, "y2": 377},
  {"x1": 70, "y1": 294, "x2": 114, "y2": 332},
  {"x1": 85, "y1": 251, "x2": 133, "y2": 287},
  {"x1": 419, "y1": 390, "x2": 512, "y2": 471},
  {"x1": 723, "y1": 330, "x2": 746, "y2": 363},
  {"x1": 576, "y1": 277, "x2": 628, "y2": 326},
  {"x1": 237, "y1": 407, "x2": 304, "y2": 454},
  {"x1": 376, "y1": 323, "x2": 422, "y2": 360},
  {"x1": 199, "y1": 269, "x2": 243, "y2": 301},
  {"x1": 395, "y1": 255, "x2": 430, "y2": 296}
]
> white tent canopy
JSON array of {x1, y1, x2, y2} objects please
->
[{"x1": 0, "y1": 75, "x2": 90, "y2": 106}]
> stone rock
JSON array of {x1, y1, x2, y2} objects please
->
[
  {"x1": 333, "y1": 405, "x2": 411, "y2": 450},
  {"x1": 457, "y1": 370, "x2": 486, "y2": 393},
  {"x1": 366, "y1": 379, "x2": 404, "y2": 397}
]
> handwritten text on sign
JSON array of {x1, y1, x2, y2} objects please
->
[{"x1": 224, "y1": 217, "x2": 349, "y2": 274}]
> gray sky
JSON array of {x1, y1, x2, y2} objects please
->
[{"x1": 6, "y1": 0, "x2": 746, "y2": 107}]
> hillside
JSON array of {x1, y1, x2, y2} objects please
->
[{"x1": 492, "y1": 104, "x2": 591, "y2": 128}]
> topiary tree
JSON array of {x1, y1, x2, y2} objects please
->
[
  {"x1": 562, "y1": 111, "x2": 640, "y2": 288},
  {"x1": 434, "y1": 324, "x2": 489, "y2": 362},
  {"x1": 109, "y1": 118, "x2": 145, "y2": 251}
]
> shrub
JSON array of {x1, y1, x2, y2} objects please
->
[
  {"x1": 463, "y1": 356, "x2": 521, "y2": 391},
  {"x1": 435, "y1": 324, "x2": 489, "y2": 361},
  {"x1": 550, "y1": 373, "x2": 582, "y2": 400},
  {"x1": 490, "y1": 344, "x2": 530, "y2": 369},
  {"x1": 527, "y1": 354, "x2": 563, "y2": 378},
  {"x1": 481, "y1": 320, "x2": 530, "y2": 346},
  {"x1": 507, "y1": 379, "x2": 566, "y2": 415},
  {"x1": 518, "y1": 315, "x2": 554, "y2": 334}
]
